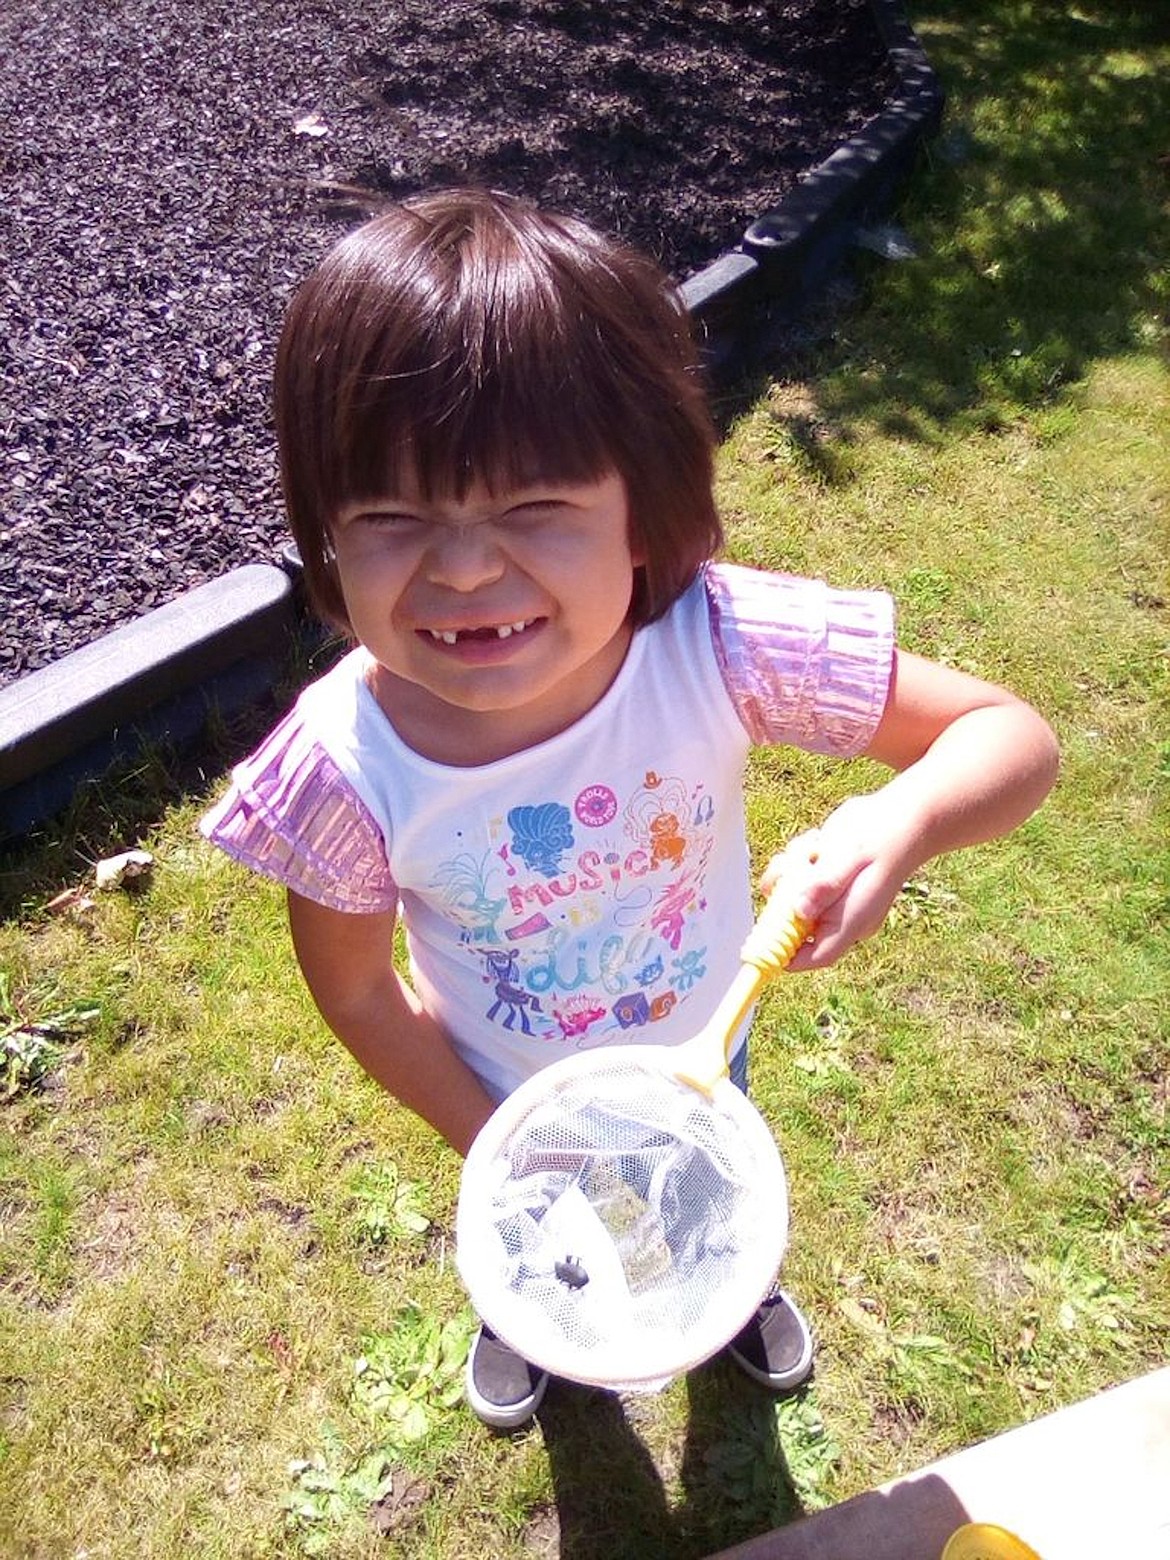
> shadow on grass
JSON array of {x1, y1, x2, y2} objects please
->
[
  {"x1": 535, "y1": 1364, "x2": 804, "y2": 1560},
  {"x1": 0, "y1": 691, "x2": 297, "y2": 922},
  {"x1": 724, "y1": 0, "x2": 1168, "y2": 447},
  {"x1": 0, "y1": 630, "x2": 345, "y2": 921}
]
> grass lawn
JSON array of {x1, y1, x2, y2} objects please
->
[{"x1": 2, "y1": 2, "x2": 1167, "y2": 1556}]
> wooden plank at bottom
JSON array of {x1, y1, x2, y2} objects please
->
[{"x1": 706, "y1": 1368, "x2": 1170, "y2": 1560}]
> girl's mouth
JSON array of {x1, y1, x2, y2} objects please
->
[{"x1": 424, "y1": 618, "x2": 538, "y2": 645}]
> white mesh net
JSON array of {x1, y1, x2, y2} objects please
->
[{"x1": 456, "y1": 1046, "x2": 788, "y2": 1390}]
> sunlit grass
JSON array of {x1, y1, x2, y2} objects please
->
[{"x1": 728, "y1": 322, "x2": 1169, "y2": 1491}]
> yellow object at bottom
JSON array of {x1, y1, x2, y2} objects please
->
[{"x1": 941, "y1": 1524, "x2": 1042, "y2": 1560}]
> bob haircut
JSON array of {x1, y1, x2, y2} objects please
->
[{"x1": 274, "y1": 187, "x2": 722, "y2": 632}]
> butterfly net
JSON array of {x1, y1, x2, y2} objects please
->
[{"x1": 456, "y1": 1047, "x2": 788, "y2": 1390}]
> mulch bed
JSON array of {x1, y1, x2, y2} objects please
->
[{"x1": 2, "y1": 0, "x2": 895, "y2": 686}]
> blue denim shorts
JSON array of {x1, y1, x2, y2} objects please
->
[{"x1": 728, "y1": 1042, "x2": 749, "y2": 1094}]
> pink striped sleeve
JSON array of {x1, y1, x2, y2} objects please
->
[
  {"x1": 705, "y1": 562, "x2": 895, "y2": 755},
  {"x1": 199, "y1": 707, "x2": 398, "y2": 915}
]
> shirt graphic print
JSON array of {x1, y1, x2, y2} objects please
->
[{"x1": 431, "y1": 762, "x2": 721, "y2": 1052}]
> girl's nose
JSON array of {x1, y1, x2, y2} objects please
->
[{"x1": 424, "y1": 522, "x2": 506, "y2": 592}]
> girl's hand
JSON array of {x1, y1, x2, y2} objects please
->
[
  {"x1": 759, "y1": 651, "x2": 1059, "y2": 972},
  {"x1": 759, "y1": 791, "x2": 920, "y2": 971}
]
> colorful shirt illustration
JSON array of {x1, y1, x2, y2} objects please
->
[{"x1": 427, "y1": 764, "x2": 718, "y2": 1052}]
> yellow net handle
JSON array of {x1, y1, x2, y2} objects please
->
[
  {"x1": 673, "y1": 891, "x2": 813, "y2": 1095},
  {"x1": 739, "y1": 892, "x2": 813, "y2": 977}
]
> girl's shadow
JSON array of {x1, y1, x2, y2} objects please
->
[{"x1": 533, "y1": 1357, "x2": 805, "y2": 1560}]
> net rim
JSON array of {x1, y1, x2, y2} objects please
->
[{"x1": 456, "y1": 1045, "x2": 789, "y2": 1389}]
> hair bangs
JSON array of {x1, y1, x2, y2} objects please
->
[{"x1": 337, "y1": 256, "x2": 622, "y2": 508}]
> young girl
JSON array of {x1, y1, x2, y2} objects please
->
[{"x1": 201, "y1": 188, "x2": 1058, "y2": 1429}]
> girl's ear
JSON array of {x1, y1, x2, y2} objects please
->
[
  {"x1": 627, "y1": 519, "x2": 648, "y2": 569},
  {"x1": 620, "y1": 473, "x2": 646, "y2": 567}
]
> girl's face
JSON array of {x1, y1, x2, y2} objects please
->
[{"x1": 329, "y1": 468, "x2": 640, "y2": 762}]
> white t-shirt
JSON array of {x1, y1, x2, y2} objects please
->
[{"x1": 202, "y1": 563, "x2": 894, "y2": 1097}]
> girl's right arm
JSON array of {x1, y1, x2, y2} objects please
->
[{"x1": 286, "y1": 889, "x2": 498, "y2": 1158}]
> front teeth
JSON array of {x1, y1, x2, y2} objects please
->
[{"x1": 428, "y1": 620, "x2": 530, "y2": 643}]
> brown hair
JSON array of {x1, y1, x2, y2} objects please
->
[{"x1": 274, "y1": 188, "x2": 722, "y2": 631}]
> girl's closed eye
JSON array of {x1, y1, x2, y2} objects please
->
[
  {"x1": 341, "y1": 498, "x2": 566, "y2": 535},
  {"x1": 499, "y1": 499, "x2": 568, "y2": 530},
  {"x1": 353, "y1": 508, "x2": 425, "y2": 532}
]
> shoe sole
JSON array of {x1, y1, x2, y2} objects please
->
[
  {"x1": 727, "y1": 1341, "x2": 814, "y2": 1392},
  {"x1": 464, "y1": 1355, "x2": 549, "y2": 1430},
  {"x1": 726, "y1": 1288, "x2": 815, "y2": 1392}
]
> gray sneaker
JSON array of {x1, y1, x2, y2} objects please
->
[
  {"x1": 725, "y1": 1288, "x2": 814, "y2": 1391},
  {"x1": 465, "y1": 1325, "x2": 549, "y2": 1429}
]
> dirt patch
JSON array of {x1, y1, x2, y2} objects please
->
[{"x1": 2, "y1": 0, "x2": 896, "y2": 686}]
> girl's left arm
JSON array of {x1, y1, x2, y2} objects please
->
[{"x1": 764, "y1": 648, "x2": 1060, "y2": 970}]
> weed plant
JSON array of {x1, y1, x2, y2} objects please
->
[{"x1": 2, "y1": 3, "x2": 1167, "y2": 1555}]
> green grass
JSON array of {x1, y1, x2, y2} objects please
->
[{"x1": 2, "y1": 3, "x2": 1168, "y2": 1554}]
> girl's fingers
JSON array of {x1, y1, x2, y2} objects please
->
[
  {"x1": 762, "y1": 838, "x2": 865, "y2": 925},
  {"x1": 760, "y1": 824, "x2": 907, "y2": 970},
  {"x1": 759, "y1": 830, "x2": 822, "y2": 897}
]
